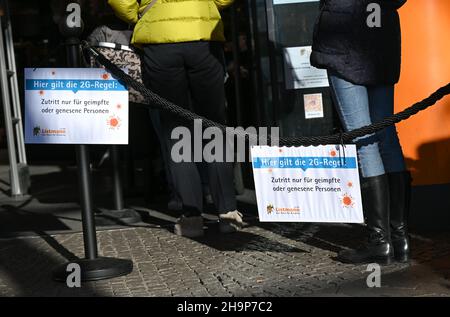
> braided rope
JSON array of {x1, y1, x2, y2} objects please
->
[{"x1": 84, "y1": 43, "x2": 450, "y2": 146}]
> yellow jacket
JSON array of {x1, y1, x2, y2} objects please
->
[{"x1": 108, "y1": 0, "x2": 234, "y2": 44}]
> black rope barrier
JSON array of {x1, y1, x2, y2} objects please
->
[{"x1": 83, "y1": 43, "x2": 450, "y2": 146}]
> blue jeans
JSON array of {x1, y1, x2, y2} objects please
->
[{"x1": 328, "y1": 73, "x2": 406, "y2": 178}]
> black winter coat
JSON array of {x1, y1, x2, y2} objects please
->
[{"x1": 310, "y1": 0, "x2": 407, "y2": 85}]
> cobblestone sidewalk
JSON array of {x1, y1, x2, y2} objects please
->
[{"x1": 1, "y1": 221, "x2": 449, "y2": 297}]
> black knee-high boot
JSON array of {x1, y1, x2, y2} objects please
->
[
  {"x1": 388, "y1": 171, "x2": 412, "y2": 263},
  {"x1": 337, "y1": 174, "x2": 394, "y2": 264}
]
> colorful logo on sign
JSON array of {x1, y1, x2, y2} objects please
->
[
  {"x1": 341, "y1": 193, "x2": 355, "y2": 208},
  {"x1": 33, "y1": 126, "x2": 66, "y2": 137},
  {"x1": 107, "y1": 116, "x2": 121, "y2": 130},
  {"x1": 33, "y1": 126, "x2": 41, "y2": 136}
]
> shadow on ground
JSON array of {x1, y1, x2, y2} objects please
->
[{"x1": 0, "y1": 233, "x2": 104, "y2": 296}]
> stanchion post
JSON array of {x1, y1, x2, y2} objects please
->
[
  {"x1": 64, "y1": 26, "x2": 99, "y2": 259},
  {"x1": 111, "y1": 145, "x2": 124, "y2": 211},
  {"x1": 94, "y1": 145, "x2": 142, "y2": 225},
  {"x1": 76, "y1": 144, "x2": 98, "y2": 260},
  {"x1": 53, "y1": 2, "x2": 133, "y2": 282}
]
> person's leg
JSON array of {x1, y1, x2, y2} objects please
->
[
  {"x1": 328, "y1": 73, "x2": 392, "y2": 264},
  {"x1": 368, "y1": 85, "x2": 406, "y2": 173},
  {"x1": 184, "y1": 42, "x2": 241, "y2": 231},
  {"x1": 142, "y1": 44, "x2": 203, "y2": 215},
  {"x1": 328, "y1": 75, "x2": 385, "y2": 178},
  {"x1": 148, "y1": 109, "x2": 182, "y2": 210},
  {"x1": 368, "y1": 85, "x2": 411, "y2": 262}
]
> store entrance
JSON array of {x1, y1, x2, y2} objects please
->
[{"x1": 223, "y1": 0, "x2": 340, "y2": 190}]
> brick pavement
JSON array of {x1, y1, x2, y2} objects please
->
[{"x1": 1, "y1": 221, "x2": 449, "y2": 297}]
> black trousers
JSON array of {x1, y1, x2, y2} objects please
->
[{"x1": 142, "y1": 41, "x2": 237, "y2": 213}]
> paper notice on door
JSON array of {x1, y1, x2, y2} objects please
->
[
  {"x1": 304, "y1": 93, "x2": 324, "y2": 119},
  {"x1": 283, "y1": 46, "x2": 329, "y2": 90}
]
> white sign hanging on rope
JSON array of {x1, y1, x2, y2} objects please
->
[
  {"x1": 251, "y1": 145, "x2": 364, "y2": 223},
  {"x1": 24, "y1": 68, "x2": 128, "y2": 145}
]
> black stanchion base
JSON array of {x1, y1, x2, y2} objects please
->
[
  {"x1": 95, "y1": 208, "x2": 142, "y2": 226},
  {"x1": 53, "y1": 257, "x2": 133, "y2": 282},
  {"x1": 3, "y1": 194, "x2": 32, "y2": 203}
]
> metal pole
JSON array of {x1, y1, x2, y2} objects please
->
[
  {"x1": 230, "y1": 4, "x2": 246, "y2": 195},
  {"x1": 265, "y1": 0, "x2": 281, "y2": 128},
  {"x1": 4, "y1": 0, "x2": 26, "y2": 165},
  {"x1": 111, "y1": 145, "x2": 124, "y2": 211},
  {"x1": 0, "y1": 12, "x2": 21, "y2": 196},
  {"x1": 230, "y1": 4, "x2": 243, "y2": 126},
  {"x1": 95, "y1": 143, "x2": 141, "y2": 225},
  {"x1": 76, "y1": 145, "x2": 98, "y2": 259},
  {"x1": 248, "y1": 0, "x2": 264, "y2": 126},
  {"x1": 66, "y1": 37, "x2": 98, "y2": 260},
  {"x1": 95, "y1": 143, "x2": 141, "y2": 226},
  {"x1": 53, "y1": 3, "x2": 132, "y2": 282}
]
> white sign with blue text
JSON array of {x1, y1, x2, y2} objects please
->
[
  {"x1": 251, "y1": 145, "x2": 364, "y2": 223},
  {"x1": 25, "y1": 68, "x2": 128, "y2": 144}
]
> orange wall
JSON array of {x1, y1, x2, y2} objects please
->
[{"x1": 396, "y1": 0, "x2": 450, "y2": 185}]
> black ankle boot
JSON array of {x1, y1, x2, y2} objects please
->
[
  {"x1": 337, "y1": 175, "x2": 394, "y2": 265},
  {"x1": 388, "y1": 171, "x2": 412, "y2": 263}
]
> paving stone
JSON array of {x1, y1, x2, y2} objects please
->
[{"x1": 0, "y1": 225, "x2": 449, "y2": 297}]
